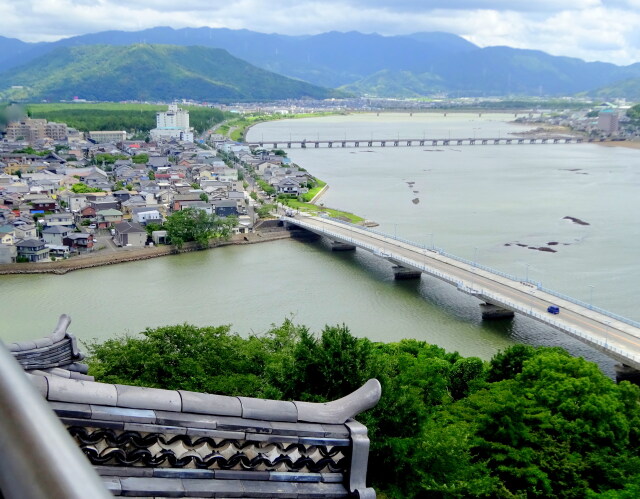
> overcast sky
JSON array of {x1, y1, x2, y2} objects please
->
[{"x1": 1, "y1": 0, "x2": 639, "y2": 66}]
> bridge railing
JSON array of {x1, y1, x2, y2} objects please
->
[
  {"x1": 307, "y1": 215, "x2": 640, "y2": 330},
  {"x1": 477, "y1": 289, "x2": 640, "y2": 367}
]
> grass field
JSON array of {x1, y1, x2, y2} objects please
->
[
  {"x1": 301, "y1": 178, "x2": 327, "y2": 202},
  {"x1": 280, "y1": 198, "x2": 364, "y2": 224}
]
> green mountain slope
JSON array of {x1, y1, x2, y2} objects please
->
[
  {"x1": 590, "y1": 77, "x2": 640, "y2": 100},
  {"x1": 0, "y1": 44, "x2": 341, "y2": 102},
  {"x1": 340, "y1": 69, "x2": 447, "y2": 98}
]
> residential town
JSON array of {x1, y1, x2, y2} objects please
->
[{"x1": 0, "y1": 105, "x2": 317, "y2": 265}]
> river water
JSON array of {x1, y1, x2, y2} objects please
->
[{"x1": 3, "y1": 113, "x2": 639, "y2": 375}]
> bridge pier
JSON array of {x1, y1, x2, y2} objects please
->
[
  {"x1": 614, "y1": 364, "x2": 640, "y2": 384},
  {"x1": 331, "y1": 241, "x2": 356, "y2": 252},
  {"x1": 480, "y1": 303, "x2": 515, "y2": 320},
  {"x1": 392, "y1": 265, "x2": 422, "y2": 280}
]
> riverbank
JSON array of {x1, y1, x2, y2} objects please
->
[
  {"x1": 218, "y1": 111, "x2": 346, "y2": 142},
  {"x1": 0, "y1": 227, "x2": 292, "y2": 275},
  {"x1": 598, "y1": 139, "x2": 640, "y2": 150}
]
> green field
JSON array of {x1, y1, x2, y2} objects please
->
[{"x1": 280, "y1": 198, "x2": 364, "y2": 223}]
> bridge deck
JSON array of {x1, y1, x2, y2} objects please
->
[
  {"x1": 284, "y1": 214, "x2": 640, "y2": 370},
  {"x1": 249, "y1": 136, "x2": 585, "y2": 148}
]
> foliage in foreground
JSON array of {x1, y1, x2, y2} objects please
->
[{"x1": 87, "y1": 323, "x2": 640, "y2": 498}]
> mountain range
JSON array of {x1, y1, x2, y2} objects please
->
[
  {"x1": 1, "y1": 27, "x2": 640, "y2": 100},
  {"x1": 0, "y1": 44, "x2": 340, "y2": 102}
]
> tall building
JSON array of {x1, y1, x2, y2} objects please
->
[
  {"x1": 150, "y1": 104, "x2": 194, "y2": 142},
  {"x1": 597, "y1": 110, "x2": 619, "y2": 134},
  {"x1": 156, "y1": 104, "x2": 189, "y2": 129}
]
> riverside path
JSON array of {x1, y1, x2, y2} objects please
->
[{"x1": 282, "y1": 213, "x2": 640, "y2": 373}]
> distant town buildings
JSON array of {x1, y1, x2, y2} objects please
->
[
  {"x1": 150, "y1": 104, "x2": 194, "y2": 142},
  {"x1": 88, "y1": 131, "x2": 127, "y2": 143},
  {"x1": 5, "y1": 118, "x2": 68, "y2": 142}
]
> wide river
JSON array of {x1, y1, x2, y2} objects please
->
[{"x1": 3, "y1": 113, "x2": 639, "y2": 376}]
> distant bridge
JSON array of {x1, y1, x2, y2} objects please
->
[
  {"x1": 249, "y1": 136, "x2": 585, "y2": 149},
  {"x1": 283, "y1": 214, "x2": 640, "y2": 376}
]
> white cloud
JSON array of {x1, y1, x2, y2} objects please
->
[{"x1": 0, "y1": 0, "x2": 638, "y2": 64}]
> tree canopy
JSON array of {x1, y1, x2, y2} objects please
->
[
  {"x1": 86, "y1": 321, "x2": 640, "y2": 497},
  {"x1": 164, "y1": 207, "x2": 237, "y2": 249}
]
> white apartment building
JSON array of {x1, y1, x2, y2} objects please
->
[
  {"x1": 150, "y1": 104, "x2": 194, "y2": 142},
  {"x1": 156, "y1": 104, "x2": 189, "y2": 130}
]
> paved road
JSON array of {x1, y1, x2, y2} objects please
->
[{"x1": 286, "y1": 214, "x2": 640, "y2": 369}]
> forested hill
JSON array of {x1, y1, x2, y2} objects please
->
[
  {"x1": 88, "y1": 320, "x2": 640, "y2": 497},
  {"x1": 0, "y1": 44, "x2": 342, "y2": 102}
]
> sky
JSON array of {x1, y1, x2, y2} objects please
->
[{"x1": 1, "y1": 0, "x2": 639, "y2": 66}]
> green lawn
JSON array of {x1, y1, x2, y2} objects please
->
[
  {"x1": 281, "y1": 199, "x2": 364, "y2": 224},
  {"x1": 301, "y1": 178, "x2": 327, "y2": 202}
]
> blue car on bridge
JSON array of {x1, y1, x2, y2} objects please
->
[{"x1": 547, "y1": 305, "x2": 560, "y2": 314}]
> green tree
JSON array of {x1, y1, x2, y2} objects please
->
[
  {"x1": 256, "y1": 204, "x2": 274, "y2": 218},
  {"x1": 145, "y1": 222, "x2": 164, "y2": 237},
  {"x1": 164, "y1": 207, "x2": 236, "y2": 249},
  {"x1": 132, "y1": 153, "x2": 149, "y2": 164},
  {"x1": 148, "y1": 170, "x2": 155, "y2": 180},
  {"x1": 94, "y1": 153, "x2": 127, "y2": 164},
  {"x1": 256, "y1": 179, "x2": 275, "y2": 196},
  {"x1": 71, "y1": 182, "x2": 103, "y2": 193}
]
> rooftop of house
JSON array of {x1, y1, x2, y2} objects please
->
[
  {"x1": 114, "y1": 221, "x2": 146, "y2": 233},
  {"x1": 41, "y1": 225, "x2": 72, "y2": 234},
  {"x1": 96, "y1": 209, "x2": 123, "y2": 216}
]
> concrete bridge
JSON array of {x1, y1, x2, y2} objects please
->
[
  {"x1": 283, "y1": 214, "x2": 640, "y2": 377},
  {"x1": 249, "y1": 136, "x2": 583, "y2": 149}
]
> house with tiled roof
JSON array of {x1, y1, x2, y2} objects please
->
[
  {"x1": 63, "y1": 233, "x2": 94, "y2": 253},
  {"x1": 0, "y1": 224, "x2": 15, "y2": 245},
  {"x1": 96, "y1": 209, "x2": 123, "y2": 228},
  {"x1": 16, "y1": 238, "x2": 49, "y2": 262},
  {"x1": 113, "y1": 221, "x2": 147, "y2": 247},
  {"x1": 42, "y1": 225, "x2": 73, "y2": 246},
  {"x1": 13, "y1": 223, "x2": 36, "y2": 241}
]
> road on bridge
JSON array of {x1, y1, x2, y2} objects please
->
[{"x1": 286, "y1": 214, "x2": 640, "y2": 369}]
